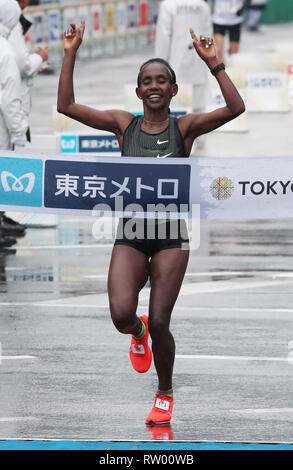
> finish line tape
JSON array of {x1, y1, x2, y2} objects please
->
[{"x1": 1, "y1": 151, "x2": 293, "y2": 219}]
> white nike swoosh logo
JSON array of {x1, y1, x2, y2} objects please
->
[
  {"x1": 156, "y1": 152, "x2": 173, "y2": 159},
  {"x1": 157, "y1": 139, "x2": 169, "y2": 145}
]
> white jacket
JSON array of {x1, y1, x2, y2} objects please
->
[
  {"x1": 9, "y1": 21, "x2": 43, "y2": 118},
  {"x1": 154, "y1": 0, "x2": 212, "y2": 85},
  {"x1": 0, "y1": 0, "x2": 27, "y2": 150}
]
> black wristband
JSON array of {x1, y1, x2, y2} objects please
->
[{"x1": 210, "y1": 62, "x2": 225, "y2": 76}]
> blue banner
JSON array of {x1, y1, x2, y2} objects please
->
[
  {"x1": 44, "y1": 160, "x2": 190, "y2": 212},
  {"x1": 0, "y1": 152, "x2": 191, "y2": 217}
]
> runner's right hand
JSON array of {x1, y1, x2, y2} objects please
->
[{"x1": 63, "y1": 19, "x2": 85, "y2": 52}]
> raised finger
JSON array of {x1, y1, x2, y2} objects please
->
[
  {"x1": 80, "y1": 18, "x2": 86, "y2": 38},
  {"x1": 189, "y1": 28, "x2": 199, "y2": 45}
]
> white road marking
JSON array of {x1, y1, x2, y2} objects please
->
[
  {"x1": 230, "y1": 408, "x2": 293, "y2": 414},
  {"x1": 29, "y1": 289, "x2": 150, "y2": 307},
  {"x1": 177, "y1": 277, "x2": 293, "y2": 296},
  {"x1": 83, "y1": 270, "x2": 293, "y2": 280},
  {"x1": 1, "y1": 274, "x2": 293, "y2": 310},
  {"x1": 174, "y1": 306, "x2": 293, "y2": 312},
  {"x1": 29, "y1": 277, "x2": 293, "y2": 307},
  {"x1": 1, "y1": 356, "x2": 37, "y2": 360},
  {"x1": 0, "y1": 417, "x2": 39, "y2": 422},
  {"x1": 1, "y1": 302, "x2": 293, "y2": 315},
  {"x1": 16, "y1": 244, "x2": 112, "y2": 250},
  {"x1": 83, "y1": 271, "x2": 247, "y2": 280},
  {"x1": 0, "y1": 302, "x2": 110, "y2": 308},
  {"x1": 175, "y1": 354, "x2": 288, "y2": 362}
]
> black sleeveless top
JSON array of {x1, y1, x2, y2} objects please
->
[{"x1": 122, "y1": 115, "x2": 187, "y2": 158}]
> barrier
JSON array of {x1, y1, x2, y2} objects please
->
[
  {"x1": 207, "y1": 68, "x2": 248, "y2": 132},
  {"x1": 2, "y1": 150, "x2": 293, "y2": 220},
  {"x1": 208, "y1": 63, "x2": 290, "y2": 115},
  {"x1": 245, "y1": 71, "x2": 290, "y2": 112},
  {"x1": 59, "y1": 131, "x2": 120, "y2": 155},
  {"x1": 25, "y1": 0, "x2": 157, "y2": 63},
  {"x1": 15, "y1": 135, "x2": 59, "y2": 154},
  {"x1": 229, "y1": 52, "x2": 291, "y2": 73},
  {"x1": 52, "y1": 104, "x2": 126, "y2": 133}
]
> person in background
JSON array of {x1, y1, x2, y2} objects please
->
[
  {"x1": 9, "y1": 0, "x2": 49, "y2": 144},
  {"x1": 212, "y1": 0, "x2": 246, "y2": 64},
  {"x1": 246, "y1": 0, "x2": 267, "y2": 31},
  {"x1": 0, "y1": 0, "x2": 28, "y2": 249},
  {"x1": 4, "y1": 0, "x2": 48, "y2": 237},
  {"x1": 154, "y1": 0, "x2": 213, "y2": 150}
]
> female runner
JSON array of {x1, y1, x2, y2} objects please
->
[{"x1": 57, "y1": 19, "x2": 245, "y2": 426}]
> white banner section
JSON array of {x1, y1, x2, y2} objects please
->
[{"x1": 1, "y1": 151, "x2": 293, "y2": 219}]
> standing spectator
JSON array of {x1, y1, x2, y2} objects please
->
[
  {"x1": 5, "y1": 0, "x2": 48, "y2": 237},
  {"x1": 0, "y1": 0, "x2": 28, "y2": 248},
  {"x1": 212, "y1": 0, "x2": 246, "y2": 63},
  {"x1": 246, "y1": 0, "x2": 267, "y2": 31},
  {"x1": 154, "y1": 0, "x2": 213, "y2": 150},
  {"x1": 9, "y1": 0, "x2": 49, "y2": 144}
]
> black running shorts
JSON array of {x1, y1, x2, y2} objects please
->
[
  {"x1": 213, "y1": 23, "x2": 242, "y2": 42},
  {"x1": 114, "y1": 218, "x2": 189, "y2": 258}
]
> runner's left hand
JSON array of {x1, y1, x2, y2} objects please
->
[{"x1": 189, "y1": 28, "x2": 218, "y2": 68}]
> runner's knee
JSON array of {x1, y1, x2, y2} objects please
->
[
  {"x1": 109, "y1": 298, "x2": 137, "y2": 333},
  {"x1": 148, "y1": 313, "x2": 170, "y2": 339}
]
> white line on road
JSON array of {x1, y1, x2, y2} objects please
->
[
  {"x1": 175, "y1": 354, "x2": 288, "y2": 362},
  {"x1": 177, "y1": 277, "x2": 293, "y2": 295},
  {"x1": 1, "y1": 303, "x2": 293, "y2": 315},
  {"x1": 9, "y1": 277, "x2": 293, "y2": 308},
  {"x1": 1, "y1": 356, "x2": 37, "y2": 360},
  {"x1": 83, "y1": 271, "x2": 293, "y2": 280},
  {"x1": 0, "y1": 417, "x2": 39, "y2": 422},
  {"x1": 83, "y1": 271, "x2": 246, "y2": 279},
  {"x1": 230, "y1": 408, "x2": 293, "y2": 414},
  {"x1": 16, "y1": 244, "x2": 112, "y2": 250}
]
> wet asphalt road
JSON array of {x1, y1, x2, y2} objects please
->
[{"x1": 1, "y1": 217, "x2": 293, "y2": 442}]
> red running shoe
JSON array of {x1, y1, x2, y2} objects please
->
[
  {"x1": 145, "y1": 394, "x2": 174, "y2": 425},
  {"x1": 129, "y1": 315, "x2": 152, "y2": 373}
]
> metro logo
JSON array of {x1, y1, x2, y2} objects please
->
[
  {"x1": 1, "y1": 171, "x2": 35, "y2": 193},
  {"x1": 0, "y1": 157, "x2": 43, "y2": 207},
  {"x1": 60, "y1": 136, "x2": 77, "y2": 153}
]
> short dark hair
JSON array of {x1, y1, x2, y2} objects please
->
[{"x1": 137, "y1": 58, "x2": 176, "y2": 86}]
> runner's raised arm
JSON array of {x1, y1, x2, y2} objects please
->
[
  {"x1": 57, "y1": 19, "x2": 133, "y2": 142},
  {"x1": 179, "y1": 28, "x2": 245, "y2": 152}
]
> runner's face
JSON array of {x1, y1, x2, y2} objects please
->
[{"x1": 136, "y1": 63, "x2": 177, "y2": 110}]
